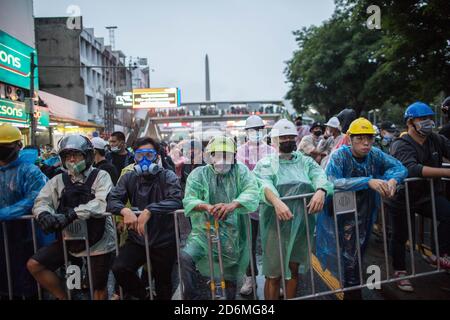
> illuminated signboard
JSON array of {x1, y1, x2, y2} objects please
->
[
  {"x1": 0, "y1": 30, "x2": 39, "y2": 90},
  {"x1": 115, "y1": 91, "x2": 132, "y2": 108},
  {"x1": 0, "y1": 98, "x2": 49, "y2": 126},
  {"x1": 132, "y1": 88, "x2": 181, "y2": 109}
]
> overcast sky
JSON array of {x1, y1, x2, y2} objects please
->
[{"x1": 34, "y1": 0, "x2": 335, "y2": 103}]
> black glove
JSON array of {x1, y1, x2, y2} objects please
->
[
  {"x1": 53, "y1": 209, "x2": 78, "y2": 231},
  {"x1": 37, "y1": 211, "x2": 57, "y2": 234}
]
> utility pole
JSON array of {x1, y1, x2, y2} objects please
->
[{"x1": 28, "y1": 52, "x2": 37, "y2": 146}]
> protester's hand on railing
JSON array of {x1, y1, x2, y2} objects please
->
[
  {"x1": 120, "y1": 208, "x2": 138, "y2": 231},
  {"x1": 137, "y1": 209, "x2": 152, "y2": 236},
  {"x1": 368, "y1": 179, "x2": 390, "y2": 198},
  {"x1": 37, "y1": 211, "x2": 57, "y2": 234},
  {"x1": 53, "y1": 209, "x2": 78, "y2": 231},
  {"x1": 210, "y1": 202, "x2": 239, "y2": 221},
  {"x1": 274, "y1": 200, "x2": 294, "y2": 221},
  {"x1": 387, "y1": 179, "x2": 398, "y2": 198},
  {"x1": 307, "y1": 189, "x2": 326, "y2": 214}
]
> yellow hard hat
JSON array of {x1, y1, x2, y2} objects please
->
[
  {"x1": 347, "y1": 117, "x2": 376, "y2": 135},
  {"x1": 0, "y1": 123, "x2": 22, "y2": 144},
  {"x1": 205, "y1": 135, "x2": 236, "y2": 154}
]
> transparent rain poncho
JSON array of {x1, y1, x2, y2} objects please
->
[
  {"x1": 0, "y1": 157, "x2": 49, "y2": 297},
  {"x1": 182, "y1": 163, "x2": 259, "y2": 281},
  {"x1": 315, "y1": 145, "x2": 408, "y2": 287},
  {"x1": 253, "y1": 151, "x2": 333, "y2": 279}
]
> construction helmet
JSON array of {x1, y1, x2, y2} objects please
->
[
  {"x1": 404, "y1": 102, "x2": 435, "y2": 122},
  {"x1": 58, "y1": 134, "x2": 95, "y2": 170},
  {"x1": 0, "y1": 123, "x2": 22, "y2": 144},
  {"x1": 325, "y1": 117, "x2": 341, "y2": 130},
  {"x1": 245, "y1": 115, "x2": 265, "y2": 130},
  {"x1": 347, "y1": 118, "x2": 376, "y2": 135},
  {"x1": 205, "y1": 135, "x2": 236, "y2": 154},
  {"x1": 270, "y1": 119, "x2": 297, "y2": 138}
]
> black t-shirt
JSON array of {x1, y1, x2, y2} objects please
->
[
  {"x1": 387, "y1": 133, "x2": 450, "y2": 206},
  {"x1": 110, "y1": 153, "x2": 128, "y2": 175},
  {"x1": 94, "y1": 159, "x2": 119, "y2": 185}
]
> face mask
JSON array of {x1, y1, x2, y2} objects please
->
[
  {"x1": 279, "y1": 140, "x2": 297, "y2": 154},
  {"x1": 213, "y1": 163, "x2": 232, "y2": 175},
  {"x1": 415, "y1": 119, "x2": 435, "y2": 136},
  {"x1": 381, "y1": 136, "x2": 393, "y2": 146},
  {"x1": 66, "y1": 160, "x2": 87, "y2": 175},
  {"x1": 313, "y1": 130, "x2": 322, "y2": 137},
  {"x1": 295, "y1": 122, "x2": 302, "y2": 127},
  {"x1": 0, "y1": 145, "x2": 19, "y2": 163},
  {"x1": 110, "y1": 146, "x2": 121, "y2": 153},
  {"x1": 248, "y1": 131, "x2": 262, "y2": 143},
  {"x1": 135, "y1": 156, "x2": 159, "y2": 175}
]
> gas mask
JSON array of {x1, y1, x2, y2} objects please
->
[{"x1": 134, "y1": 149, "x2": 159, "y2": 176}]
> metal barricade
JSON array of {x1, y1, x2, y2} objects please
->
[
  {"x1": 271, "y1": 178, "x2": 446, "y2": 300},
  {"x1": 0, "y1": 210, "x2": 184, "y2": 301}
]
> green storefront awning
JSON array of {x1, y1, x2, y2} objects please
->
[
  {"x1": 0, "y1": 98, "x2": 49, "y2": 127},
  {"x1": 0, "y1": 29, "x2": 39, "y2": 90}
]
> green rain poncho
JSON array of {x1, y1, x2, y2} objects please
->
[
  {"x1": 253, "y1": 151, "x2": 334, "y2": 279},
  {"x1": 182, "y1": 163, "x2": 259, "y2": 281}
]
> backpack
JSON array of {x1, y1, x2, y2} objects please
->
[{"x1": 57, "y1": 169, "x2": 106, "y2": 253}]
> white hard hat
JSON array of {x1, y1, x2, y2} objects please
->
[
  {"x1": 91, "y1": 137, "x2": 107, "y2": 150},
  {"x1": 325, "y1": 117, "x2": 341, "y2": 130},
  {"x1": 270, "y1": 119, "x2": 297, "y2": 138},
  {"x1": 245, "y1": 115, "x2": 265, "y2": 130}
]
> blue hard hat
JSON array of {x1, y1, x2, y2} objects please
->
[{"x1": 404, "y1": 102, "x2": 435, "y2": 121}]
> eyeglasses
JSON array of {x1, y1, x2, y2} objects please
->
[
  {"x1": 63, "y1": 151, "x2": 84, "y2": 160},
  {"x1": 134, "y1": 149, "x2": 157, "y2": 161},
  {"x1": 352, "y1": 135, "x2": 375, "y2": 144}
]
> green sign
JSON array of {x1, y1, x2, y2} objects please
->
[
  {"x1": 0, "y1": 29, "x2": 38, "y2": 90},
  {"x1": 0, "y1": 98, "x2": 49, "y2": 127}
]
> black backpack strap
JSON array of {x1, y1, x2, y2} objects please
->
[
  {"x1": 85, "y1": 168, "x2": 100, "y2": 190},
  {"x1": 61, "y1": 172, "x2": 73, "y2": 188}
]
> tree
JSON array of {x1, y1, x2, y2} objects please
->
[
  {"x1": 286, "y1": 0, "x2": 450, "y2": 121},
  {"x1": 285, "y1": 13, "x2": 384, "y2": 118}
]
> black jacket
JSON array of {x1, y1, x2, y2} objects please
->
[
  {"x1": 106, "y1": 168, "x2": 183, "y2": 247},
  {"x1": 387, "y1": 132, "x2": 450, "y2": 206},
  {"x1": 106, "y1": 150, "x2": 135, "y2": 174},
  {"x1": 94, "y1": 159, "x2": 119, "y2": 185}
]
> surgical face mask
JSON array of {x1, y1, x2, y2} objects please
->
[
  {"x1": 313, "y1": 130, "x2": 323, "y2": 137},
  {"x1": 279, "y1": 140, "x2": 297, "y2": 154},
  {"x1": 213, "y1": 163, "x2": 232, "y2": 175},
  {"x1": 110, "y1": 146, "x2": 121, "y2": 153},
  {"x1": 415, "y1": 119, "x2": 435, "y2": 136},
  {"x1": 248, "y1": 130, "x2": 262, "y2": 143},
  {"x1": 0, "y1": 145, "x2": 19, "y2": 163},
  {"x1": 381, "y1": 136, "x2": 393, "y2": 146},
  {"x1": 66, "y1": 160, "x2": 87, "y2": 175}
]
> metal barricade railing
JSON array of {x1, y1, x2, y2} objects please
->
[
  {"x1": 273, "y1": 177, "x2": 446, "y2": 300},
  {"x1": 0, "y1": 210, "x2": 186, "y2": 301},
  {"x1": 1, "y1": 175, "x2": 447, "y2": 300}
]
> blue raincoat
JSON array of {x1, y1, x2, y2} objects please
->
[
  {"x1": 316, "y1": 145, "x2": 407, "y2": 287},
  {"x1": 0, "y1": 156, "x2": 48, "y2": 297}
]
